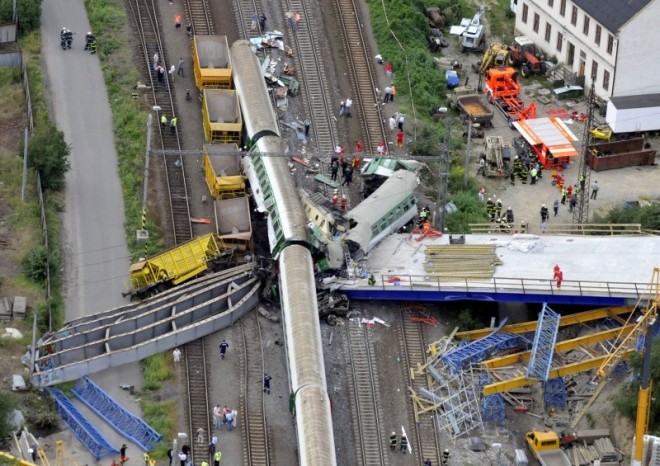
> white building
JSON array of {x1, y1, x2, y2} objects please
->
[{"x1": 514, "y1": 0, "x2": 660, "y2": 101}]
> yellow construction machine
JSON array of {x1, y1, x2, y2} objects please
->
[
  {"x1": 474, "y1": 43, "x2": 512, "y2": 75},
  {"x1": 0, "y1": 440, "x2": 79, "y2": 466},
  {"x1": 594, "y1": 267, "x2": 659, "y2": 466}
]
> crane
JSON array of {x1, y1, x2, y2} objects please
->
[{"x1": 594, "y1": 267, "x2": 659, "y2": 466}]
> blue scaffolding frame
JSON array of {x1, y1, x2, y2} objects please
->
[
  {"x1": 441, "y1": 321, "x2": 522, "y2": 374},
  {"x1": 48, "y1": 388, "x2": 119, "y2": 460},
  {"x1": 543, "y1": 377, "x2": 567, "y2": 409},
  {"x1": 72, "y1": 376, "x2": 163, "y2": 451},
  {"x1": 526, "y1": 303, "x2": 560, "y2": 381},
  {"x1": 481, "y1": 395, "x2": 505, "y2": 425}
]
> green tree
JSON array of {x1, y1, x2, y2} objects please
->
[
  {"x1": 27, "y1": 122, "x2": 71, "y2": 191},
  {"x1": 0, "y1": 392, "x2": 18, "y2": 440},
  {"x1": 0, "y1": 0, "x2": 43, "y2": 33},
  {"x1": 614, "y1": 337, "x2": 660, "y2": 433},
  {"x1": 596, "y1": 203, "x2": 660, "y2": 231}
]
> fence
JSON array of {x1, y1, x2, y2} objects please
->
[
  {"x1": 366, "y1": 274, "x2": 648, "y2": 300},
  {"x1": 468, "y1": 222, "x2": 643, "y2": 236}
]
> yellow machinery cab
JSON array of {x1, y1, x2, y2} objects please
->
[{"x1": 525, "y1": 431, "x2": 560, "y2": 453}]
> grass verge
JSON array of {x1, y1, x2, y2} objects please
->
[
  {"x1": 140, "y1": 353, "x2": 177, "y2": 458},
  {"x1": 85, "y1": 0, "x2": 164, "y2": 260}
]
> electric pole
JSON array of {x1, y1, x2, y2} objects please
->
[{"x1": 572, "y1": 80, "x2": 596, "y2": 225}]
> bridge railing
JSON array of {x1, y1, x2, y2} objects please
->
[
  {"x1": 468, "y1": 223, "x2": 643, "y2": 235},
  {"x1": 367, "y1": 274, "x2": 648, "y2": 299}
]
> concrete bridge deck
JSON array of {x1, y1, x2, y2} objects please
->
[{"x1": 339, "y1": 233, "x2": 660, "y2": 305}]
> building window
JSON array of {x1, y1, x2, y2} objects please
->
[
  {"x1": 607, "y1": 34, "x2": 614, "y2": 54},
  {"x1": 603, "y1": 69, "x2": 610, "y2": 90},
  {"x1": 557, "y1": 31, "x2": 563, "y2": 52},
  {"x1": 560, "y1": 0, "x2": 566, "y2": 16},
  {"x1": 548, "y1": 0, "x2": 554, "y2": 6},
  {"x1": 533, "y1": 13, "x2": 540, "y2": 33},
  {"x1": 591, "y1": 60, "x2": 598, "y2": 80},
  {"x1": 595, "y1": 25, "x2": 601, "y2": 45},
  {"x1": 522, "y1": 3, "x2": 529, "y2": 23},
  {"x1": 571, "y1": 6, "x2": 578, "y2": 26},
  {"x1": 583, "y1": 16, "x2": 590, "y2": 35},
  {"x1": 545, "y1": 22, "x2": 552, "y2": 42}
]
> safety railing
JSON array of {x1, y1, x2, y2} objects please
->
[
  {"x1": 363, "y1": 274, "x2": 648, "y2": 299},
  {"x1": 468, "y1": 223, "x2": 643, "y2": 235}
]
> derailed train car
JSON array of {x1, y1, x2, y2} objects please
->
[{"x1": 230, "y1": 39, "x2": 337, "y2": 466}]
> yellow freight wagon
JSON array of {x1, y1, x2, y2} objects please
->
[
  {"x1": 192, "y1": 35, "x2": 232, "y2": 90},
  {"x1": 202, "y1": 89, "x2": 242, "y2": 144},
  {"x1": 125, "y1": 233, "x2": 226, "y2": 297},
  {"x1": 202, "y1": 144, "x2": 245, "y2": 199}
]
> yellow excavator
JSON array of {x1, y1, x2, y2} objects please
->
[
  {"x1": 595, "y1": 267, "x2": 659, "y2": 466},
  {"x1": 474, "y1": 43, "x2": 512, "y2": 75}
]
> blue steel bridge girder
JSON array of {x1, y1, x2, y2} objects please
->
[
  {"x1": 47, "y1": 388, "x2": 119, "y2": 460},
  {"x1": 72, "y1": 376, "x2": 163, "y2": 451},
  {"x1": 526, "y1": 303, "x2": 560, "y2": 381}
]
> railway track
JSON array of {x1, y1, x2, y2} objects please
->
[
  {"x1": 127, "y1": 0, "x2": 192, "y2": 245},
  {"x1": 398, "y1": 312, "x2": 442, "y2": 464},
  {"x1": 239, "y1": 312, "x2": 271, "y2": 466},
  {"x1": 184, "y1": 0, "x2": 214, "y2": 35},
  {"x1": 184, "y1": 339, "x2": 212, "y2": 465},
  {"x1": 232, "y1": 0, "x2": 262, "y2": 41},
  {"x1": 333, "y1": 0, "x2": 387, "y2": 154},
  {"x1": 282, "y1": 0, "x2": 338, "y2": 154},
  {"x1": 347, "y1": 318, "x2": 387, "y2": 466}
]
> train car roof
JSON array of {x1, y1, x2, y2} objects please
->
[
  {"x1": 347, "y1": 170, "x2": 418, "y2": 224},
  {"x1": 194, "y1": 35, "x2": 230, "y2": 68}
]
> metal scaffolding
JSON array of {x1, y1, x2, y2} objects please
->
[
  {"x1": 526, "y1": 303, "x2": 560, "y2": 381},
  {"x1": 481, "y1": 395, "x2": 505, "y2": 425},
  {"x1": 543, "y1": 377, "x2": 567, "y2": 409},
  {"x1": 73, "y1": 376, "x2": 163, "y2": 451},
  {"x1": 442, "y1": 331, "x2": 522, "y2": 374},
  {"x1": 48, "y1": 388, "x2": 119, "y2": 460}
]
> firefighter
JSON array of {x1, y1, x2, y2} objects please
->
[
  {"x1": 441, "y1": 449, "x2": 450, "y2": 465},
  {"x1": 505, "y1": 207, "x2": 514, "y2": 224},
  {"x1": 495, "y1": 199, "x2": 503, "y2": 218},
  {"x1": 509, "y1": 170, "x2": 515, "y2": 186},
  {"x1": 400, "y1": 434, "x2": 408, "y2": 453},
  {"x1": 540, "y1": 204, "x2": 549, "y2": 223},
  {"x1": 530, "y1": 166, "x2": 537, "y2": 184},
  {"x1": 389, "y1": 432, "x2": 397, "y2": 450},
  {"x1": 485, "y1": 198, "x2": 495, "y2": 222}
]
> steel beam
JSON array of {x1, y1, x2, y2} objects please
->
[
  {"x1": 47, "y1": 388, "x2": 118, "y2": 460},
  {"x1": 457, "y1": 306, "x2": 633, "y2": 340},
  {"x1": 482, "y1": 351, "x2": 633, "y2": 395},
  {"x1": 481, "y1": 325, "x2": 635, "y2": 369},
  {"x1": 72, "y1": 376, "x2": 162, "y2": 451}
]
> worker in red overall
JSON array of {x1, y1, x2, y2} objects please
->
[
  {"x1": 340, "y1": 195, "x2": 347, "y2": 211},
  {"x1": 397, "y1": 130, "x2": 404, "y2": 148},
  {"x1": 553, "y1": 265, "x2": 563, "y2": 289},
  {"x1": 331, "y1": 192, "x2": 338, "y2": 206}
]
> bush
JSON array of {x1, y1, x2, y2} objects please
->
[
  {"x1": 614, "y1": 337, "x2": 660, "y2": 432},
  {"x1": 0, "y1": 392, "x2": 18, "y2": 440},
  {"x1": 595, "y1": 203, "x2": 660, "y2": 230},
  {"x1": 142, "y1": 353, "x2": 175, "y2": 392},
  {"x1": 22, "y1": 245, "x2": 50, "y2": 283},
  {"x1": 0, "y1": 0, "x2": 43, "y2": 33},
  {"x1": 26, "y1": 122, "x2": 71, "y2": 191}
]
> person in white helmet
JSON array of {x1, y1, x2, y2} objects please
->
[{"x1": 540, "y1": 204, "x2": 549, "y2": 223}]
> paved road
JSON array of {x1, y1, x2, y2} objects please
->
[
  {"x1": 42, "y1": 0, "x2": 130, "y2": 319},
  {"x1": 41, "y1": 1, "x2": 144, "y2": 464}
]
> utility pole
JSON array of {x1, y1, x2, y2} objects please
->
[
  {"x1": 572, "y1": 80, "x2": 596, "y2": 225},
  {"x1": 435, "y1": 115, "x2": 451, "y2": 231},
  {"x1": 464, "y1": 119, "x2": 473, "y2": 188}
]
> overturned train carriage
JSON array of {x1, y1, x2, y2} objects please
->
[{"x1": 345, "y1": 170, "x2": 419, "y2": 258}]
